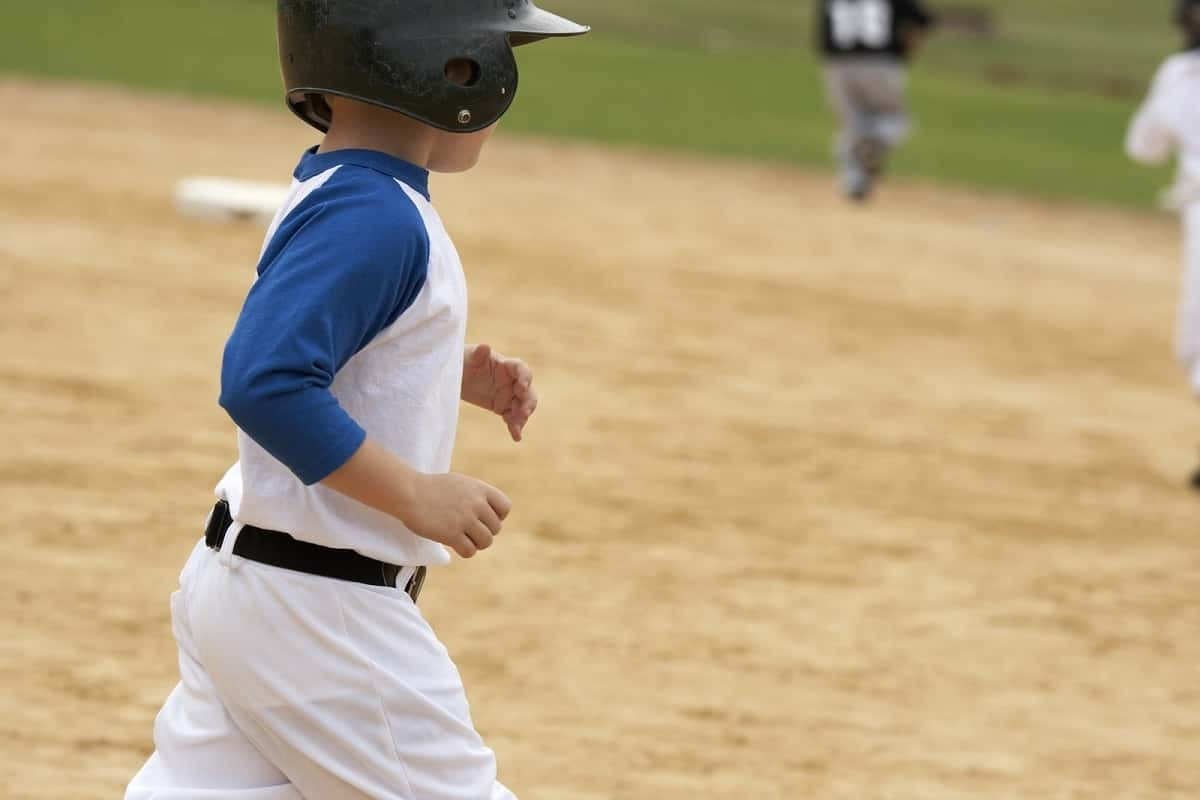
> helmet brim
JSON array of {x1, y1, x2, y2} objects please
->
[{"x1": 509, "y1": 6, "x2": 590, "y2": 46}]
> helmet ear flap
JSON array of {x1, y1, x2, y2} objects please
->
[
  {"x1": 444, "y1": 58, "x2": 483, "y2": 88},
  {"x1": 418, "y1": 34, "x2": 518, "y2": 131}
]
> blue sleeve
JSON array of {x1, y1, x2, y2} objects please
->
[{"x1": 219, "y1": 170, "x2": 429, "y2": 485}]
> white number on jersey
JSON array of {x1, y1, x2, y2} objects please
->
[{"x1": 829, "y1": 0, "x2": 894, "y2": 49}]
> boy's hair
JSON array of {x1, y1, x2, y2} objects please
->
[{"x1": 277, "y1": 0, "x2": 588, "y2": 134}]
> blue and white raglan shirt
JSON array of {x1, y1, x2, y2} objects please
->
[{"x1": 215, "y1": 147, "x2": 466, "y2": 567}]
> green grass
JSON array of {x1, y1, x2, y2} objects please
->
[
  {"x1": 0, "y1": 0, "x2": 1182, "y2": 207},
  {"x1": 548, "y1": 0, "x2": 1177, "y2": 97},
  {"x1": 3, "y1": 1, "x2": 282, "y2": 99}
]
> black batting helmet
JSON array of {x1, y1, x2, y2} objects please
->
[{"x1": 277, "y1": 0, "x2": 589, "y2": 134}]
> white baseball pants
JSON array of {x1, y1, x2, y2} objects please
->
[
  {"x1": 1178, "y1": 204, "x2": 1200, "y2": 396},
  {"x1": 125, "y1": 536, "x2": 515, "y2": 800}
]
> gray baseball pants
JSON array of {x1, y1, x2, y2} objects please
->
[{"x1": 823, "y1": 57, "x2": 912, "y2": 192}]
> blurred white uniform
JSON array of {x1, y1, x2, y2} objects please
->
[{"x1": 1126, "y1": 50, "x2": 1200, "y2": 393}]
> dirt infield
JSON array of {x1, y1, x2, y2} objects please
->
[{"x1": 1, "y1": 78, "x2": 1197, "y2": 799}]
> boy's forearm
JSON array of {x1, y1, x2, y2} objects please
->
[
  {"x1": 320, "y1": 438, "x2": 420, "y2": 523},
  {"x1": 318, "y1": 437, "x2": 511, "y2": 559}
]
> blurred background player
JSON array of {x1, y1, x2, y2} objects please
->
[
  {"x1": 1126, "y1": 0, "x2": 1200, "y2": 486},
  {"x1": 818, "y1": 0, "x2": 937, "y2": 202}
]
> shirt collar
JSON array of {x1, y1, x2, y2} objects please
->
[{"x1": 294, "y1": 146, "x2": 431, "y2": 200}]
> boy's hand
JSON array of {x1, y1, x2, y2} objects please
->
[
  {"x1": 405, "y1": 473, "x2": 512, "y2": 559},
  {"x1": 321, "y1": 439, "x2": 511, "y2": 560},
  {"x1": 462, "y1": 344, "x2": 538, "y2": 442}
]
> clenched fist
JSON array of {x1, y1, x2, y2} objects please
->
[{"x1": 401, "y1": 472, "x2": 512, "y2": 558}]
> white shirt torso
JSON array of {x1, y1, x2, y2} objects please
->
[{"x1": 216, "y1": 172, "x2": 465, "y2": 567}]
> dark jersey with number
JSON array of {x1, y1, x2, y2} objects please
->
[{"x1": 818, "y1": 0, "x2": 936, "y2": 60}]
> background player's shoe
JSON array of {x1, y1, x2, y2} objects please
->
[
  {"x1": 846, "y1": 173, "x2": 875, "y2": 203},
  {"x1": 844, "y1": 138, "x2": 888, "y2": 203}
]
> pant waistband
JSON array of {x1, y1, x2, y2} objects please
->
[{"x1": 205, "y1": 500, "x2": 426, "y2": 602}]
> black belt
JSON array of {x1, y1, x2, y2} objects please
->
[{"x1": 205, "y1": 500, "x2": 426, "y2": 602}]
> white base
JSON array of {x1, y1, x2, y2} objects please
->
[{"x1": 176, "y1": 177, "x2": 289, "y2": 225}]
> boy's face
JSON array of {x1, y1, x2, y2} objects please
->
[
  {"x1": 427, "y1": 124, "x2": 498, "y2": 174},
  {"x1": 427, "y1": 58, "x2": 497, "y2": 173}
]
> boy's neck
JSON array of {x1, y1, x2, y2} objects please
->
[{"x1": 319, "y1": 100, "x2": 436, "y2": 169}]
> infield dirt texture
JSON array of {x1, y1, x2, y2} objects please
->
[{"x1": 1, "y1": 79, "x2": 1198, "y2": 799}]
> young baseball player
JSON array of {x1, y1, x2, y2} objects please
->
[
  {"x1": 817, "y1": 0, "x2": 937, "y2": 201},
  {"x1": 125, "y1": 2, "x2": 587, "y2": 798},
  {"x1": 1126, "y1": 0, "x2": 1200, "y2": 486}
]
